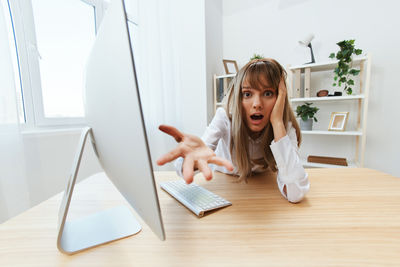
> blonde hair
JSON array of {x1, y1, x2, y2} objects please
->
[{"x1": 224, "y1": 58, "x2": 301, "y2": 181}]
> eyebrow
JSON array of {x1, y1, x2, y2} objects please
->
[{"x1": 241, "y1": 86, "x2": 275, "y2": 91}]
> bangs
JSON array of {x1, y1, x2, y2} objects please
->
[{"x1": 242, "y1": 60, "x2": 281, "y2": 90}]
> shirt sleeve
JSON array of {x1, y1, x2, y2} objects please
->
[
  {"x1": 201, "y1": 107, "x2": 229, "y2": 150},
  {"x1": 174, "y1": 107, "x2": 228, "y2": 177},
  {"x1": 174, "y1": 157, "x2": 185, "y2": 178},
  {"x1": 269, "y1": 126, "x2": 310, "y2": 203}
]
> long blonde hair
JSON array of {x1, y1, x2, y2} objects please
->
[{"x1": 224, "y1": 58, "x2": 301, "y2": 181}]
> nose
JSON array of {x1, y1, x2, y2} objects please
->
[{"x1": 252, "y1": 94, "x2": 263, "y2": 110}]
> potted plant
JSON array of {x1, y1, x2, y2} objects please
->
[
  {"x1": 250, "y1": 53, "x2": 264, "y2": 60},
  {"x1": 329, "y1": 39, "x2": 363, "y2": 95},
  {"x1": 296, "y1": 102, "x2": 319, "y2": 130}
]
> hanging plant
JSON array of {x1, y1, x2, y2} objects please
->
[{"x1": 329, "y1": 40, "x2": 362, "y2": 95}]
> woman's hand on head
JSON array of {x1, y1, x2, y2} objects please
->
[
  {"x1": 270, "y1": 77, "x2": 287, "y2": 126},
  {"x1": 156, "y1": 125, "x2": 234, "y2": 184},
  {"x1": 270, "y1": 78, "x2": 287, "y2": 141}
]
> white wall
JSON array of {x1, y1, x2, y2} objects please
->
[
  {"x1": 221, "y1": 0, "x2": 400, "y2": 177},
  {"x1": 205, "y1": 0, "x2": 223, "y2": 123},
  {"x1": 174, "y1": 0, "x2": 208, "y2": 135}
]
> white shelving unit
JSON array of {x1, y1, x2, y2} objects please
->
[{"x1": 287, "y1": 54, "x2": 371, "y2": 168}]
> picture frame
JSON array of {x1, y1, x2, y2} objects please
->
[
  {"x1": 328, "y1": 112, "x2": 349, "y2": 131},
  {"x1": 223, "y1": 59, "x2": 239, "y2": 74}
]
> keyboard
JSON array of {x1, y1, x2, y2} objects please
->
[{"x1": 160, "y1": 180, "x2": 232, "y2": 217}]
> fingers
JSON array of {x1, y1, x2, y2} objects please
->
[
  {"x1": 182, "y1": 157, "x2": 195, "y2": 184},
  {"x1": 197, "y1": 160, "x2": 213, "y2": 181},
  {"x1": 278, "y1": 80, "x2": 286, "y2": 96},
  {"x1": 208, "y1": 156, "x2": 234, "y2": 172},
  {"x1": 158, "y1": 125, "x2": 184, "y2": 142},
  {"x1": 156, "y1": 147, "x2": 182, "y2": 166}
]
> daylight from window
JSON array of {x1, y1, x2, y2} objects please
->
[{"x1": 31, "y1": 0, "x2": 95, "y2": 118}]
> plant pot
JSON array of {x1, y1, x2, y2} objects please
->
[{"x1": 300, "y1": 118, "x2": 313, "y2": 131}]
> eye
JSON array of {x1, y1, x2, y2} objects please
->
[
  {"x1": 264, "y1": 90, "x2": 274, "y2": 97},
  {"x1": 242, "y1": 91, "x2": 252, "y2": 98}
]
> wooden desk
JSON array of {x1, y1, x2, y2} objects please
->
[{"x1": 1, "y1": 168, "x2": 400, "y2": 266}]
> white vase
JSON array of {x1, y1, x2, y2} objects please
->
[{"x1": 300, "y1": 119, "x2": 313, "y2": 131}]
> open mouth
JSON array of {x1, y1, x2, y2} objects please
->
[{"x1": 250, "y1": 114, "x2": 264, "y2": 120}]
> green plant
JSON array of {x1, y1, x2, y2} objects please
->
[
  {"x1": 250, "y1": 53, "x2": 264, "y2": 61},
  {"x1": 329, "y1": 39, "x2": 363, "y2": 95},
  {"x1": 296, "y1": 102, "x2": 319, "y2": 122}
]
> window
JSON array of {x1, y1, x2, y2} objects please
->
[
  {"x1": 6, "y1": 0, "x2": 101, "y2": 128},
  {"x1": 31, "y1": 0, "x2": 96, "y2": 119},
  {"x1": 1, "y1": 1, "x2": 25, "y2": 124}
]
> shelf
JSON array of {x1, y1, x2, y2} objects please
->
[
  {"x1": 301, "y1": 130, "x2": 362, "y2": 136},
  {"x1": 290, "y1": 95, "x2": 365, "y2": 102},
  {"x1": 301, "y1": 159, "x2": 357, "y2": 168},
  {"x1": 215, "y1": 73, "x2": 236, "y2": 79},
  {"x1": 289, "y1": 56, "x2": 367, "y2": 72}
]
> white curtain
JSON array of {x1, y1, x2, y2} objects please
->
[
  {"x1": 0, "y1": 2, "x2": 31, "y2": 223},
  {"x1": 131, "y1": 0, "x2": 182, "y2": 170}
]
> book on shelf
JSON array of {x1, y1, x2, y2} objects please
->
[{"x1": 307, "y1": 155, "x2": 348, "y2": 166}]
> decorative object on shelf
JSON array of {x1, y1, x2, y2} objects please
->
[
  {"x1": 327, "y1": 91, "x2": 343, "y2": 97},
  {"x1": 317, "y1": 90, "x2": 328, "y2": 97},
  {"x1": 307, "y1": 155, "x2": 348, "y2": 166},
  {"x1": 329, "y1": 39, "x2": 363, "y2": 95},
  {"x1": 222, "y1": 59, "x2": 239, "y2": 74},
  {"x1": 299, "y1": 34, "x2": 315, "y2": 64},
  {"x1": 334, "y1": 91, "x2": 342, "y2": 96},
  {"x1": 296, "y1": 102, "x2": 319, "y2": 130},
  {"x1": 328, "y1": 112, "x2": 349, "y2": 131},
  {"x1": 250, "y1": 53, "x2": 264, "y2": 60}
]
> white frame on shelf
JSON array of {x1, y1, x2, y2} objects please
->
[{"x1": 288, "y1": 54, "x2": 371, "y2": 168}]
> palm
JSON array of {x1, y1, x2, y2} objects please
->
[
  {"x1": 178, "y1": 135, "x2": 214, "y2": 161},
  {"x1": 157, "y1": 125, "x2": 233, "y2": 183}
]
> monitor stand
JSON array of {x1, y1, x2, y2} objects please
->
[{"x1": 56, "y1": 127, "x2": 141, "y2": 254}]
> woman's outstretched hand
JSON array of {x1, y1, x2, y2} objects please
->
[{"x1": 156, "y1": 125, "x2": 234, "y2": 184}]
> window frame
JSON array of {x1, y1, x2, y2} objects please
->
[{"x1": 7, "y1": 0, "x2": 107, "y2": 129}]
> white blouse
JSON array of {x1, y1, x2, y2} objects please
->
[{"x1": 175, "y1": 107, "x2": 310, "y2": 203}]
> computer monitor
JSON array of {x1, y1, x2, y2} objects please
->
[{"x1": 57, "y1": 0, "x2": 165, "y2": 254}]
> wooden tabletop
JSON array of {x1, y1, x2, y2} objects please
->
[{"x1": 1, "y1": 168, "x2": 400, "y2": 266}]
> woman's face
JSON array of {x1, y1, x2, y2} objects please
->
[{"x1": 241, "y1": 76, "x2": 277, "y2": 134}]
